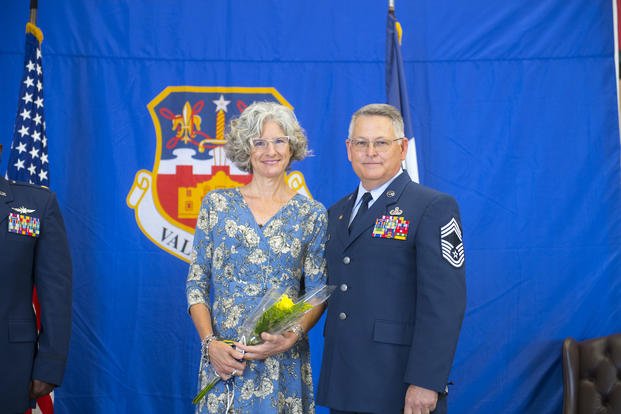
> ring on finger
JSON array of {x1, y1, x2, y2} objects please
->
[{"x1": 231, "y1": 369, "x2": 237, "y2": 376}]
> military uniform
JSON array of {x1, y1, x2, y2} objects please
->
[
  {"x1": 0, "y1": 176, "x2": 72, "y2": 412},
  {"x1": 317, "y1": 172, "x2": 466, "y2": 414}
]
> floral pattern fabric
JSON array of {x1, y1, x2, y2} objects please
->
[{"x1": 187, "y1": 188, "x2": 327, "y2": 413}]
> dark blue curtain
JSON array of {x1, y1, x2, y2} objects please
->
[{"x1": 0, "y1": 1, "x2": 619, "y2": 412}]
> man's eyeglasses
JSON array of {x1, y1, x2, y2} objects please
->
[
  {"x1": 347, "y1": 137, "x2": 404, "y2": 153},
  {"x1": 251, "y1": 136, "x2": 291, "y2": 151}
]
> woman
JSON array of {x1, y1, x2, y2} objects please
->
[{"x1": 186, "y1": 101, "x2": 327, "y2": 413}]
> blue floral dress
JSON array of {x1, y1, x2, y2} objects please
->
[{"x1": 186, "y1": 188, "x2": 327, "y2": 414}]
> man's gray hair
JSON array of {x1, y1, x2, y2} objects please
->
[
  {"x1": 348, "y1": 103, "x2": 405, "y2": 139},
  {"x1": 224, "y1": 101, "x2": 308, "y2": 173}
]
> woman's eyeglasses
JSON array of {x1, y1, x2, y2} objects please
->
[{"x1": 251, "y1": 136, "x2": 291, "y2": 151}]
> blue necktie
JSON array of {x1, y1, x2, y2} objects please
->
[{"x1": 349, "y1": 192, "x2": 372, "y2": 234}]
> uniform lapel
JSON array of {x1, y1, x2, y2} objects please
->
[
  {"x1": 0, "y1": 177, "x2": 14, "y2": 225},
  {"x1": 334, "y1": 190, "x2": 357, "y2": 247},
  {"x1": 345, "y1": 172, "x2": 411, "y2": 247}
]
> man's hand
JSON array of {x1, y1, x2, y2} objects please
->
[
  {"x1": 404, "y1": 384, "x2": 438, "y2": 414},
  {"x1": 29, "y1": 380, "x2": 55, "y2": 400}
]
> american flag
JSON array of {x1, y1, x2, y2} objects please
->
[
  {"x1": 7, "y1": 22, "x2": 49, "y2": 187},
  {"x1": 7, "y1": 22, "x2": 54, "y2": 414}
]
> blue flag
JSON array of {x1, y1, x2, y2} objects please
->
[
  {"x1": 386, "y1": 9, "x2": 419, "y2": 182},
  {"x1": 386, "y1": 10, "x2": 413, "y2": 138},
  {"x1": 7, "y1": 23, "x2": 49, "y2": 186}
]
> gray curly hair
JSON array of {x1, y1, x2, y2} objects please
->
[{"x1": 224, "y1": 101, "x2": 308, "y2": 173}]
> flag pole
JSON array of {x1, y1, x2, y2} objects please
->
[{"x1": 30, "y1": 0, "x2": 38, "y2": 24}]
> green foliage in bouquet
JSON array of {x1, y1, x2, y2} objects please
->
[{"x1": 249, "y1": 294, "x2": 313, "y2": 345}]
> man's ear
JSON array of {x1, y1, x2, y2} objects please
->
[{"x1": 400, "y1": 138, "x2": 409, "y2": 161}]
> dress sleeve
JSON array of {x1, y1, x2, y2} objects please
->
[
  {"x1": 302, "y1": 205, "x2": 328, "y2": 292},
  {"x1": 186, "y1": 194, "x2": 214, "y2": 312}
]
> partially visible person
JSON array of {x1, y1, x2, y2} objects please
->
[
  {"x1": 317, "y1": 104, "x2": 467, "y2": 414},
  {"x1": 0, "y1": 143, "x2": 73, "y2": 413},
  {"x1": 186, "y1": 102, "x2": 327, "y2": 413}
]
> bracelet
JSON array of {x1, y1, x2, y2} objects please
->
[
  {"x1": 201, "y1": 335, "x2": 217, "y2": 364},
  {"x1": 288, "y1": 323, "x2": 305, "y2": 341}
]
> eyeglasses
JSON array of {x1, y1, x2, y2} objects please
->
[
  {"x1": 251, "y1": 136, "x2": 291, "y2": 151},
  {"x1": 347, "y1": 137, "x2": 404, "y2": 153}
]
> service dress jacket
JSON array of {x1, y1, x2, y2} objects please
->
[
  {"x1": 0, "y1": 177, "x2": 72, "y2": 412},
  {"x1": 317, "y1": 172, "x2": 466, "y2": 414}
]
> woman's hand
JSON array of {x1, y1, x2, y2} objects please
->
[
  {"x1": 237, "y1": 331, "x2": 299, "y2": 360},
  {"x1": 208, "y1": 340, "x2": 246, "y2": 380}
]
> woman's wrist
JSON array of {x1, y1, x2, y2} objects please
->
[
  {"x1": 201, "y1": 334, "x2": 217, "y2": 363},
  {"x1": 288, "y1": 323, "x2": 305, "y2": 341}
]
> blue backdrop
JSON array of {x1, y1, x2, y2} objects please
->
[{"x1": 1, "y1": 1, "x2": 620, "y2": 412}]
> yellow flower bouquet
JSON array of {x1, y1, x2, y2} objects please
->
[{"x1": 193, "y1": 284, "x2": 334, "y2": 405}]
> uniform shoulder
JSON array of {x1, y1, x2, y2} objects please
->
[
  {"x1": 9, "y1": 180, "x2": 52, "y2": 195},
  {"x1": 328, "y1": 192, "x2": 355, "y2": 213},
  {"x1": 405, "y1": 181, "x2": 457, "y2": 204},
  {"x1": 4, "y1": 180, "x2": 55, "y2": 211}
]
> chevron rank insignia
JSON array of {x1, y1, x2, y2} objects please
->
[
  {"x1": 8, "y1": 212, "x2": 41, "y2": 237},
  {"x1": 440, "y1": 217, "x2": 464, "y2": 268}
]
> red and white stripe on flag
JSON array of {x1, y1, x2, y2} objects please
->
[
  {"x1": 27, "y1": 393, "x2": 54, "y2": 414},
  {"x1": 25, "y1": 291, "x2": 54, "y2": 414}
]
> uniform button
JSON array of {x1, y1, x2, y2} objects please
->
[
  {"x1": 340, "y1": 283, "x2": 348, "y2": 292},
  {"x1": 327, "y1": 233, "x2": 331, "y2": 241},
  {"x1": 339, "y1": 312, "x2": 347, "y2": 320},
  {"x1": 343, "y1": 256, "x2": 350, "y2": 264}
]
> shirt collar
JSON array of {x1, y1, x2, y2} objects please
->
[{"x1": 354, "y1": 169, "x2": 403, "y2": 208}]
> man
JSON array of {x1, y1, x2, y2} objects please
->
[
  {"x1": 318, "y1": 104, "x2": 466, "y2": 414},
  {"x1": 0, "y1": 143, "x2": 72, "y2": 412}
]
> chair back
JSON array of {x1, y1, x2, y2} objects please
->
[{"x1": 562, "y1": 334, "x2": 621, "y2": 414}]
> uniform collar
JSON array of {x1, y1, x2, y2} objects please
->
[
  {"x1": 0, "y1": 176, "x2": 14, "y2": 225},
  {"x1": 0, "y1": 176, "x2": 12, "y2": 200},
  {"x1": 353, "y1": 169, "x2": 403, "y2": 209}
]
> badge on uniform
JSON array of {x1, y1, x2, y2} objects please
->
[
  {"x1": 372, "y1": 215, "x2": 409, "y2": 240},
  {"x1": 440, "y1": 217, "x2": 464, "y2": 268},
  {"x1": 8, "y1": 212, "x2": 40, "y2": 238}
]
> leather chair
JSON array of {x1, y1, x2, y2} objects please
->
[{"x1": 562, "y1": 334, "x2": 621, "y2": 413}]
